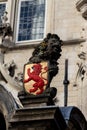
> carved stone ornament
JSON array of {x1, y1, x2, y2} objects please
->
[
  {"x1": 76, "y1": 0, "x2": 87, "y2": 19},
  {"x1": 23, "y1": 33, "x2": 62, "y2": 96},
  {"x1": 4, "y1": 60, "x2": 17, "y2": 77},
  {"x1": 0, "y1": 11, "x2": 13, "y2": 44},
  {"x1": 23, "y1": 61, "x2": 48, "y2": 95}
]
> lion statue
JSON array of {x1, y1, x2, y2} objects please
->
[{"x1": 29, "y1": 33, "x2": 62, "y2": 88}]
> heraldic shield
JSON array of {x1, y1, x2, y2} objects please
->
[{"x1": 23, "y1": 62, "x2": 48, "y2": 95}]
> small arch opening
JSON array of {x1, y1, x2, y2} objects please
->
[{"x1": 0, "y1": 112, "x2": 6, "y2": 130}]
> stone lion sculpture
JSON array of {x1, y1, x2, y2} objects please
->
[{"x1": 29, "y1": 33, "x2": 62, "y2": 88}]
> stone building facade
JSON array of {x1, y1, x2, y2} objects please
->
[{"x1": 0, "y1": 0, "x2": 87, "y2": 125}]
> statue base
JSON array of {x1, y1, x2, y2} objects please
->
[
  {"x1": 9, "y1": 106, "x2": 67, "y2": 130},
  {"x1": 18, "y1": 87, "x2": 57, "y2": 107},
  {"x1": 8, "y1": 89, "x2": 67, "y2": 130}
]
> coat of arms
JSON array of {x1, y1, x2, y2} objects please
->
[{"x1": 23, "y1": 62, "x2": 48, "y2": 95}]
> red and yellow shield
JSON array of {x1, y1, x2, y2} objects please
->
[{"x1": 23, "y1": 62, "x2": 48, "y2": 95}]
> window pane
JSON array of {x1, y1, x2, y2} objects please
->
[
  {"x1": 17, "y1": 0, "x2": 45, "y2": 42},
  {"x1": 0, "y1": 3, "x2": 6, "y2": 23}
]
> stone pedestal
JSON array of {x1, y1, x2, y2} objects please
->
[
  {"x1": 8, "y1": 90, "x2": 67, "y2": 130},
  {"x1": 18, "y1": 91, "x2": 55, "y2": 107},
  {"x1": 8, "y1": 90, "x2": 87, "y2": 130},
  {"x1": 9, "y1": 106, "x2": 67, "y2": 130}
]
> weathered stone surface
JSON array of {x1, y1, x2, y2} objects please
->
[
  {"x1": 18, "y1": 92, "x2": 54, "y2": 107},
  {"x1": 9, "y1": 106, "x2": 67, "y2": 130}
]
